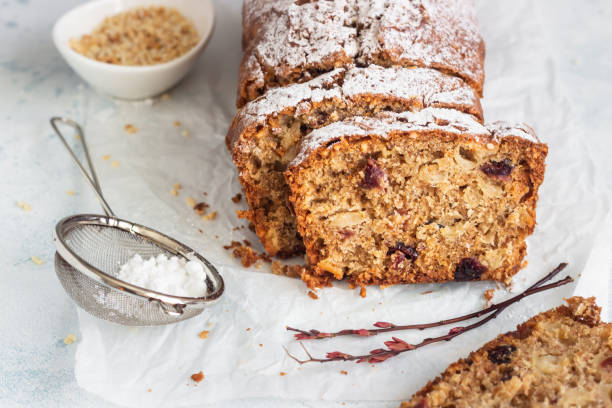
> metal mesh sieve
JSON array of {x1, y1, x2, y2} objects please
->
[{"x1": 51, "y1": 117, "x2": 224, "y2": 326}]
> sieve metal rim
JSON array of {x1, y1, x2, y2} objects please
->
[{"x1": 53, "y1": 213, "x2": 225, "y2": 312}]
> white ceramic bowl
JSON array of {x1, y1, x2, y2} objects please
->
[{"x1": 52, "y1": 0, "x2": 214, "y2": 99}]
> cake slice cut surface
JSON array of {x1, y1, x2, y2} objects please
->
[
  {"x1": 402, "y1": 296, "x2": 612, "y2": 407},
  {"x1": 228, "y1": 67, "x2": 483, "y2": 257},
  {"x1": 285, "y1": 108, "x2": 547, "y2": 286}
]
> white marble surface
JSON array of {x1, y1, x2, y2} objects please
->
[{"x1": 1, "y1": 0, "x2": 611, "y2": 407}]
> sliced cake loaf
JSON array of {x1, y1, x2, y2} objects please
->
[
  {"x1": 238, "y1": 0, "x2": 484, "y2": 107},
  {"x1": 285, "y1": 108, "x2": 547, "y2": 287},
  {"x1": 227, "y1": 66, "x2": 483, "y2": 257},
  {"x1": 402, "y1": 296, "x2": 612, "y2": 407}
]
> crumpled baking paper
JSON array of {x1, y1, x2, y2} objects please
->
[{"x1": 72, "y1": 0, "x2": 610, "y2": 406}]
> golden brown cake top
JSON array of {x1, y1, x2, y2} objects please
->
[{"x1": 289, "y1": 108, "x2": 541, "y2": 168}]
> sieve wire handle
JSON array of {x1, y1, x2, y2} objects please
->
[{"x1": 50, "y1": 117, "x2": 115, "y2": 217}]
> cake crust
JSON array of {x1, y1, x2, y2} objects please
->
[
  {"x1": 238, "y1": 0, "x2": 485, "y2": 107},
  {"x1": 228, "y1": 68, "x2": 483, "y2": 258},
  {"x1": 401, "y1": 296, "x2": 611, "y2": 407}
]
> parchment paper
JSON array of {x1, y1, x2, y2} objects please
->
[{"x1": 72, "y1": 1, "x2": 610, "y2": 406}]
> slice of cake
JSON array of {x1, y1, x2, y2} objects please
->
[
  {"x1": 227, "y1": 66, "x2": 483, "y2": 257},
  {"x1": 237, "y1": 0, "x2": 484, "y2": 107},
  {"x1": 285, "y1": 108, "x2": 547, "y2": 286},
  {"x1": 402, "y1": 296, "x2": 612, "y2": 407}
]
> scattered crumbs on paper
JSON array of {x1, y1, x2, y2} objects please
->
[
  {"x1": 161, "y1": 93, "x2": 170, "y2": 101},
  {"x1": 223, "y1": 240, "x2": 270, "y2": 268},
  {"x1": 181, "y1": 130, "x2": 190, "y2": 137},
  {"x1": 246, "y1": 328, "x2": 251, "y2": 332},
  {"x1": 194, "y1": 202, "x2": 209, "y2": 216},
  {"x1": 484, "y1": 288, "x2": 496, "y2": 303},
  {"x1": 103, "y1": 154, "x2": 111, "y2": 161},
  {"x1": 74, "y1": 133, "x2": 81, "y2": 140},
  {"x1": 170, "y1": 183, "x2": 182, "y2": 196},
  {"x1": 202, "y1": 211, "x2": 217, "y2": 221},
  {"x1": 421, "y1": 290, "x2": 433, "y2": 295},
  {"x1": 186, "y1": 197, "x2": 196, "y2": 208},
  {"x1": 190, "y1": 371, "x2": 204, "y2": 383},
  {"x1": 124, "y1": 124, "x2": 138, "y2": 134},
  {"x1": 173, "y1": 121, "x2": 181, "y2": 127},
  {"x1": 174, "y1": 183, "x2": 182, "y2": 190},
  {"x1": 198, "y1": 330, "x2": 209, "y2": 339},
  {"x1": 202, "y1": 192, "x2": 208, "y2": 196},
  {"x1": 307, "y1": 291, "x2": 318, "y2": 300},
  {"x1": 147, "y1": 389, "x2": 152, "y2": 393},
  {"x1": 231, "y1": 193, "x2": 242, "y2": 203},
  {"x1": 170, "y1": 189, "x2": 178, "y2": 196},
  {"x1": 360, "y1": 287, "x2": 367, "y2": 298},
  {"x1": 111, "y1": 160, "x2": 119, "y2": 168},
  {"x1": 340, "y1": 370, "x2": 348, "y2": 375},
  {"x1": 279, "y1": 372, "x2": 286, "y2": 377},
  {"x1": 17, "y1": 201, "x2": 31, "y2": 212},
  {"x1": 270, "y1": 261, "x2": 304, "y2": 279},
  {"x1": 215, "y1": 235, "x2": 219, "y2": 239},
  {"x1": 66, "y1": 190, "x2": 75, "y2": 196},
  {"x1": 31, "y1": 256, "x2": 44, "y2": 265},
  {"x1": 63, "y1": 333, "x2": 77, "y2": 345},
  {"x1": 258, "y1": 343, "x2": 263, "y2": 347},
  {"x1": 198, "y1": 229, "x2": 203, "y2": 233}
]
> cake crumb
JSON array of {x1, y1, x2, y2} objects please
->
[
  {"x1": 259, "y1": 343, "x2": 263, "y2": 347},
  {"x1": 223, "y1": 241, "x2": 270, "y2": 267},
  {"x1": 186, "y1": 197, "x2": 197, "y2": 208},
  {"x1": 147, "y1": 389, "x2": 152, "y2": 393},
  {"x1": 173, "y1": 121, "x2": 181, "y2": 127},
  {"x1": 198, "y1": 330, "x2": 209, "y2": 339},
  {"x1": 421, "y1": 290, "x2": 433, "y2": 295},
  {"x1": 31, "y1": 256, "x2": 44, "y2": 265},
  {"x1": 103, "y1": 155, "x2": 111, "y2": 161},
  {"x1": 193, "y1": 202, "x2": 209, "y2": 215},
  {"x1": 161, "y1": 93, "x2": 170, "y2": 101},
  {"x1": 360, "y1": 286, "x2": 367, "y2": 298},
  {"x1": 246, "y1": 327, "x2": 251, "y2": 332},
  {"x1": 181, "y1": 130, "x2": 190, "y2": 137},
  {"x1": 124, "y1": 124, "x2": 138, "y2": 134},
  {"x1": 63, "y1": 333, "x2": 77, "y2": 344},
  {"x1": 202, "y1": 211, "x2": 217, "y2": 221},
  {"x1": 484, "y1": 288, "x2": 496, "y2": 304},
  {"x1": 308, "y1": 291, "x2": 318, "y2": 300},
  {"x1": 17, "y1": 201, "x2": 32, "y2": 212},
  {"x1": 190, "y1": 371, "x2": 204, "y2": 383},
  {"x1": 170, "y1": 189, "x2": 178, "y2": 196},
  {"x1": 340, "y1": 370, "x2": 348, "y2": 375},
  {"x1": 279, "y1": 372, "x2": 286, "y2": 376},
  {"x1": 111, "y1": 160, "x2": 119, "y2": 168},
  {"x1": 66, "y1": 190, "x2": 75, "y2": 196},
  {"x1": 174, "y1": 183, "x2": 182, "y2": 190},
  {"x1": 74, "y1": 133, "x2": 81, "y2": 140},
  {"x1": 231, "y1": 193, "x2": 242, "y2": 203},
  {"x1": 271, "y1": 261, "x2": 305, "y2": 279}
]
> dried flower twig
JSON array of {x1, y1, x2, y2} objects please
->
[{"x1": 285, "y1": 263, "x2": 571, "y2": 365}]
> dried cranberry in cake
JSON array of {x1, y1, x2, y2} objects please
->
[
  {"x1": 361, "y1": 158, "x2": 386, "y2": 189},
  {"x1": 601, "y1": 357, "x2": 612, "y2": 369},
  {"x1": 480, "y1": 158, "x2": 514, "y2": 179},
  {"x1": 387, "y1": 242, "x2": 418, "y2": 260},
  {"x1": 488, "y1": 345, "x2": 517, "y2": 364},
  {"x1": 500, "y1": 367, "x2": 514, "y2": 382},
  {"x1": 454, "y1": 257, "x2": 487, "y2": 281}
]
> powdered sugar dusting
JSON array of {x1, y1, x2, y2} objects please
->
[
  {"x1": 290, "y1": 108, "x2": 539, "y2": 167},
  {"x1": 229, "y1": 66, "x2": 481, "y2": 151},
  {"x1": 357, "y1": 0, "x2": 484, "y2": 92},
  {"x1": 239, "y1": 0, "x2": 484, "y2": 105}
]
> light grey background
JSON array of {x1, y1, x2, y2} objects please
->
[{"x1": 1, "y1": 0, "x2": 611, "y2": 407}]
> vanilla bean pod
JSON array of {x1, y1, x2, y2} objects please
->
[
  {"x1": 287, "y1": 263, "x2": 568, "y2": 340},
  {"x1": 285, "y1": 264, "x2": 571, "y2": 365}
]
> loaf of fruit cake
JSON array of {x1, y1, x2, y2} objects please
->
[
  {"x1": 227, "y1": 66, "x2": 483, "y2": 257},
  {"x1": 402, "y1": 296, "x2": 612, "y2": 407},
  {"x1": 285, "y1": 108, "x2": 547, "y2": 287},
  {"x1": 238, "y1": 0, "x2": 484, "y2": 107}
]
